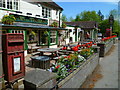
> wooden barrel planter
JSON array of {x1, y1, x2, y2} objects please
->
[
  {"x1": 56, "y1": 53, "x2": 99, "y2": 88},
  {"x1": 97, "y1": 39, "x2": 113, "y2": 57}
]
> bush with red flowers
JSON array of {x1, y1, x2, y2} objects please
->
[{"x1": 62, "y1": 46, "x2": 67, "y2": 50}]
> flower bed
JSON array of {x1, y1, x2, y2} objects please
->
[
  {"x1": 48, "y1": 46, "x2": 99, "y2": 88},
  {"x1": 97, "y1": 35, "x2": 116, "y2": 57},
  {"x1": 57, "y1": 53, "x2": 99, "y2": 88}
]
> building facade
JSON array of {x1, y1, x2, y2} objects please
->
[
  {"x1": 0, "y1": 0, "x2": 64, "y2": 56},
  {"x1": 65, "y1": 21, "x2": 98, "y2": 43}
]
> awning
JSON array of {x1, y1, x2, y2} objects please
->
[{"x1": 0, "y1": 23, "x2": 68, "y2": 30}]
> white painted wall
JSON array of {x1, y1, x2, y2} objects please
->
[
  {"x1": 65, "y1": 26, "x2": 75, "y2": 44},
  {"x1": 65, "y1": 26, "x2": 82, "y2": 44},
  {"x1": 51, "y1": 9, "x2": 59, "y2": 21},
  {"x1": 20, "y1": 1, "x2": 42, "y2": 17},
  {"x1": 0, "y1": 0, "x2": 62, "y2": 25},
  {"x1": 49, "y1": 45, "x2": 57, "y2": 48}
]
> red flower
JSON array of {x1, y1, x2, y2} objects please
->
[
  {"x1": 62, "y1": 47, "x2": 67, "y2": 50},
  {"x1": 56, "y1": 65, "x2": 60, "y2": 69},
  {"x1": 94, "y1": 43, "x2": 97, "y2": 45},
  {"x1": 87, "y1": 46, "x2": 91, "y2": 48},
  {"x1": 64, "y1": 56, "x2": 68, "y2": 58},
  {"x1": 102, "y1": 38, "x2": 105, "y2": 41},
  {"x1": 90, "y1": 41, "x2": 93, "y2": 44},
  {"x1": 72, "y1": 47, "x2": 78, "y2": 51},
  {"x1": 67, "y1": 56, "x2": 71, "y2": 58},
  {"x1": 77, "y1": 45, "x2": 81, "y2": 48},
  {"x1": 82, "y1": 44, "x2": 85, "y2": 47}
]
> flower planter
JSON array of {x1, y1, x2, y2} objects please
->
[
  {"x1": 113, "y1": 37, "x2": 117, "y2": 44},
  {"x1": 57, "y1": 53, "x2": 99, "y2": 88},
  {"x1": 97, "y1": 39, "x2": 113, "y2": 57}
]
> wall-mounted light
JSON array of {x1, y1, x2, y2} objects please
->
[{"x1": 37, "y1": 4, "x2": 41, "y2": 7}]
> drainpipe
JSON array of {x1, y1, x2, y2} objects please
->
[
  {"x1": 59, "y1": 11, "x2": 61, "y2": 28},
  {"x1": 47, "y1": 29, "x2": 50, "y2": 48}
]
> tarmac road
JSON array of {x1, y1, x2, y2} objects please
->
[{"x1": 94, "y1": 41, "x2": 119, "y2": 88}]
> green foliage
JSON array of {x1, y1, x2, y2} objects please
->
[
  {"x1": 62, "y1": 22, "x2": 67, "y2": 28},
  {"x1": 31, "y1": 31, "x2": 36, "y2": 36},
  {"x1": 1, "y1": 15, "x2": 16, "y2": 25},
  {"x1": 61, "y1": 14, "x2": 68, "y2": 22},
  {"x1": 74, "y1": 14, "x2": 81, "y2": 21},
  {"x1": 80, "y1": 11, "x2": 101, "y2": 22},
  {"x1": 50, "y1": 21, "x2": 58, "y2": 27},
  {"x1": 97, "y1": 10, "x2": 104, "y2": 20},
  {"x1": 50, "y1": 53, "x2": 86, "y2": 81},
  {"x1": 80, "y1": 48, "x2": 94, "y2": 59},
  {"x1": 113, "y1": 20, "x2": 120, "y2": 35},
  {"x1": 43, "y1": 30, "x2": 49, "y2": 37},
  {"x1": 69, "y1": 16, "x2": 75, "y2": 22},
  {"x1": 109, "y1": 9, "x2": 118, "y2": 20},
  {"x1": 52, "y1": 63, "x2": 68, "y2": 80},
  {"x1": 98, "y1": 19, "x2": 110, "y2": 35},
  {"x1": 69, "y1": 11, "x2": 101, "y2": 22}
]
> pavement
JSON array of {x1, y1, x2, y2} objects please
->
[{"x1": 94, "y1": 41, "x2": 119, "y2": 88}]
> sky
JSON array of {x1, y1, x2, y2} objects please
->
[{"x1": 55, "y1": 2, "x2": 118, "y2": 20}]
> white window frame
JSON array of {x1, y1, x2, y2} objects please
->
[
  {"x1": 0, "y1": 0, "x2": 19, "y2": 10},
  {"x1": 50, "y1": 31, "x2": 56, "y2": 44},
  {"x1": 42, "y1": 6, "x2": 51, "y2": 18}
]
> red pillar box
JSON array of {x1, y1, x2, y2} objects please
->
[
  {"x1": 2, "y1": 33, "x2": 25, "y2": 82},
  {"x1": 105, "y1": 28, "x2": 111, "y2": 37}
]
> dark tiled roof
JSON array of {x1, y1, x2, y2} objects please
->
[{"x1": 65, "y1": 21, "x2": 98, "y2": 29}]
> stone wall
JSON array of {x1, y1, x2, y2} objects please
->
[{"x1": 97, "y1": 39, "x2": 113, "y2": 57}]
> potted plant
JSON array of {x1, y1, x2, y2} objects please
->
[
  {"x1": 62, "y1": 23, "x2": 67, "y2": 28},
  {"x1": 29, "y1": 31, "x2": 36, "y2": 42},
  {"x1": 50, "y1": 21, "x2": 58, "y2": 27},
  {"x1": 43, "y1": 31, "x2": 49, "y2": 37},
  {"x1": 1, "y1": 15, "x2": 16, "y2": 25}
]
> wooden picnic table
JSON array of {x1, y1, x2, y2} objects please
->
[{"x1": 37, "y1": 48, "x2": 61, "y2": 59}]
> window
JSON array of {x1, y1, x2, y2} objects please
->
[
  {"x1": 40, "y1": 31, "x2": 48, "y2": 45},
  {"x1": 50, "y1": 31, "x2": 56, "y2": 44},
  {"x1": 0, "y1": 0, "x2": 19, "y2": 10},
  {"x1": 0, "y1": 0, "x2": 2, "y2": 7},
  {"x1": 66, "y1": 31, "x2": 69, "y2": 38},
  {"x1": 3, "y1": 0, "x2": 5, "y2": 8},
  {"x1": 11, "y1": 30, "x2": 24, "y2": 34},
  {"x1": 7, "y1": 0, "x2": 10, "y2": 9},
  {"x1": 42, "y1": 6, "x2": 51, "y2": 18}
]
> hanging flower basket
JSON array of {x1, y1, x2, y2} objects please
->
[
  {"x1": 43, "y1": 31, "x2": 49, "y2": 37},
  {"x1": 1, "y1": 15, "x2": 16, "y2": 25}
]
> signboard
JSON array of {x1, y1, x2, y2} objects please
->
[{"x1": 13, "y1": 57, "x2": 21, "y2": 73}]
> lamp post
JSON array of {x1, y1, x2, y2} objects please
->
[{"x1": 109, "y1": 14, "x2": 114, "y2": 36}]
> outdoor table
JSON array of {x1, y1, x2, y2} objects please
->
[
  {"x1": 31, "y1": 56, "x2": 51, "y2": 69},
  {"x1": 37, "y1": 48, "x2": 61, "y2": 59},
  {"x1": 59, "y1": 50, "x2": 74, "y2": 55},
  {"x1": 83, "y1": 41, "x2": 90, "y2": 44}
]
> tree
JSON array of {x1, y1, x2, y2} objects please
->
[
  {"x1": 69, "y1": 16, "x2": 75, "y2": 22},
  {"x1": 74, "y1": 14, "x2": 81, "y2": 21},
  {"x1": 98, "y1": 19, "x2": 110, "y2": 35},
  {"x1": 98, "y1": 10, "x2": 102, "y2": 16},
  {"x1": 61, "y1": 14, "x2": 68, "y2": 22},
  {"x1": 109, "y1": 9, "x2": 119, "y2": 35},
  {"x1": 79, "y1": 11, "x2": 101, "y2": 22},
  {"x1": 109, "y1": 9, "x2": 118, "y2": 20},
  {"x1": 98, "y1": 10, "x2": 104, "y2": 20},
  {"x1": 113, "y1": 20, "x2": 120, "y2": 35}
]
